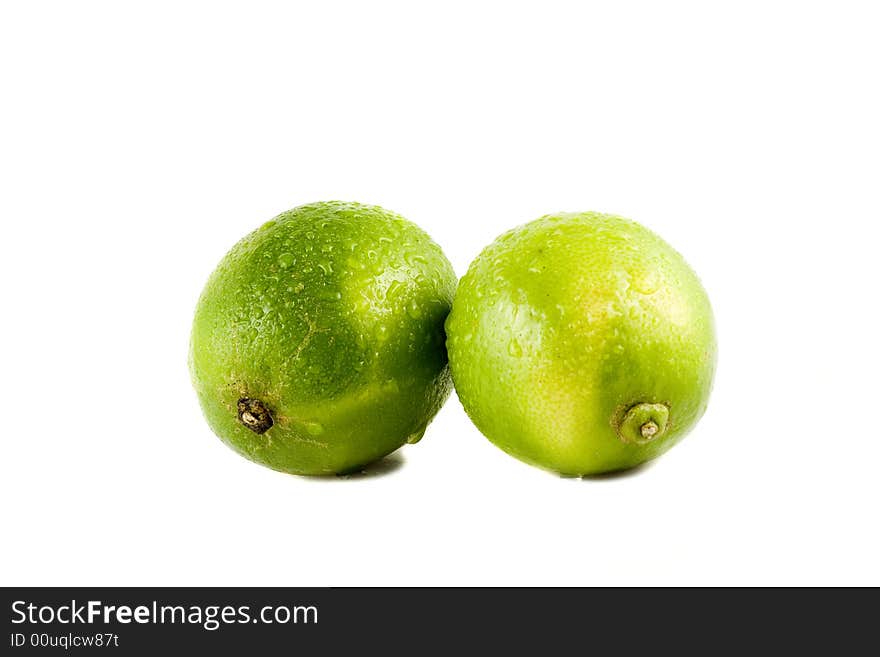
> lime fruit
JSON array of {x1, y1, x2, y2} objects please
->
[
  {"x1": 446, "y1": 212, "x2": 716, "y2": 476},
  {"x1": 189, "y1": 201, "x2": 456, "y2": 475}
]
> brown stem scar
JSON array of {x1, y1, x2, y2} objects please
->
[{"x1": 237, "y1": 398, "x2": 274, "y2": 434}]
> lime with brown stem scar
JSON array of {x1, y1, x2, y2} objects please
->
[
  {"x1": 445, "y1": 211, "x2": 716, "y2": 476},
  {"x1": 189, "y1": 201, "x2": 456, "y2": 475}
]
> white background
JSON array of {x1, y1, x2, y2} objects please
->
[{"x1": 2, "y1": 1, "x2": 878, "y2": 586}]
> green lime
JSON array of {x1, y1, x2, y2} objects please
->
[
  {"x1": 189, "y1": 201, "x2": 456, "y2": 475},
  {"x1": 446, "y1": 212, "x2": 716, "y2": 476}
]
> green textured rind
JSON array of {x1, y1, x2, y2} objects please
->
[
  {"x1": 446, "y1": 212, "x2": 716, "y2": 476},
  {"x1": 189, "y1": 201, "x2": 457, "y2": 475}
]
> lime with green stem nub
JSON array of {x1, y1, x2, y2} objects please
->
[{"x1": 446, "y1": 211, "x2": 716, "y2": 476}]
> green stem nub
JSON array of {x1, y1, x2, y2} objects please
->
[
  {"x1": 238, "y1": 398, "x2": 274, "y2": 434},
  {"x1": 616, "y1": 403, "x2": 669, "y2": 445}
]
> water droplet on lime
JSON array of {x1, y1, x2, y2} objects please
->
[{"x1": 406, "y1": 426, "x2": 427, "y2": 444}]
